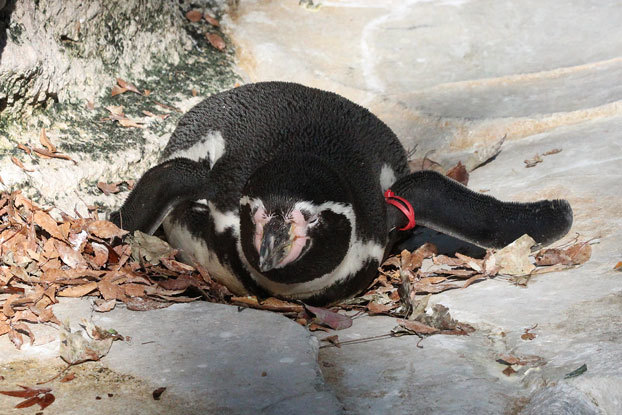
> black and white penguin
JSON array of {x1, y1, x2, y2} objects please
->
[{"x1": 111, "y1": 82, "x2": 573, "y2": 305}]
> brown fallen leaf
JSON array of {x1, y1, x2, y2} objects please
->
[
  {"x1": 565, "y1": 242, "x2": 591, "y2": 265},
  {"x1": 231, "y1": 296, "x2": 303, "y2": 313},
  {"x1": 521, "y1": 324, "x2": 537, "y2": 340},
  {"x1": 397, "y1": 319, "x2": 440, "y2": 335},
  {"x1": 111, "y1": 85, "x2": 127, "y2": 96},
  {"x1": 367, "y1": 301, "x2": 394, "y2": 315},
  {"x1": 186, "y1": 9, "x2": 202, "y2": 22},
  {"x1": 86, "y1": 100, "x2": 95, "y2": 110},
  {"x1": 535, "y1": 242, "x2": 591, "y2": 266},
  {"x1": 60, "y1": 322, "x2": 114, "y2": 364},
  {"x1": 118, "y1": 118, "x2": 146, "y2": 128},
  {"x1": 502, "y1": 366, "x2": 516, "y2": 376},
  {"x1": 97, "y1": 181, "x2": 120, "y2": 195},
  {"x1": 0, "y1": 385, "x2": 51, "y2": 398},
  {"x1": 124, "y1": 297, "x2": 171, "y2": 311},
  {"x1": 93, "y1": 298, "x2": 117, "y2": 312},
  {"x1": 204, "y1": 13, "x2": 220, "y2": 27},
  {"x1": 11, "y1": 156, "x2": 34, "y2": 172},
  {"x1": 542, "y1": 148, "x2": 562, "y2": 156},
  {"x1": 614, "y1": 261, "x2": 622, "y2": 271},
  {"x1": 40, "y1": 127, "x2": 57, "y2": 153},
  {"x1": 445, "y1": 161, "x2": 469, "y2": 185},
  {"x1": 32, "y1": 147, "x2": 76, "y2": 164},
  {"x1": 524, "y1": 154, "x2": 543, "y2": 168},
  {"x1": 0, "y1": 386, "x2": 55, "y2": 410},
  {"x1": 206, "y1": 33, "x2": 226, "y2": 51},
  {"x1": 33, "y1": 210, "x2": 64, "y2": 240},
  {"x1": 323, "y1": 335, "x2": 340, "y2": 348},
  {"x1": 105, "y1": 105, "x2": 125, "y2": 118},
  {"x1": 116, "y1": 78, "x2": 141, "y2": 94},
  {"x1": 55, "y1": 241, "x2": 88, "y2": 269},
  {"x1": 87, "y1": 220, "x2": 129, "y2": 239},
  {"x1": 60, "y1": 373, "x2": 76, "y2": 383},
  {"x1": 305, "y1": 305, "x2": 353, "y2": 330},
  {"x1": 58, "y1": 282, "x2": 98, "y2": 297},
  {"x1": 17, "y1": 143, "x2": 31, "y2": 155}
]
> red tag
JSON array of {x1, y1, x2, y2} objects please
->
[{"x1": 384, "y1": 189, "x2": 416, "y2": 231}]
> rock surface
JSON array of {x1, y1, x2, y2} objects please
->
[{"x1": 0, "y1": 299, "x2": 343, "y2": 415}]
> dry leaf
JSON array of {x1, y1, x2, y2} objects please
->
[
  {"x1": 367, "y1": 301, "x2": 394, "y2": 315},
  {"x1": 39, "y1": 127, "x2": 57, "y2": 153},
  {"x1": 11, "y1": 156, "x2": 34, "y2": 172},
  {"x1": 542, "y1": 148, "x2": 562, "y2": 156},
  {"x1": 614, "y1": 261, "x2": 622, "y2": 271},
  {"x1": 397, "y1": 319, "x2": 439, "y2": 334},
  {"x1": 33, "y1": 210, "x2": 64, "y2": 240},
  {"x1": 116, "y1": 78, "x2": 141, "y2": 94},
  {"x1": 502, "y1": 366, "x2": 516, "y2": 376},
  {"x1": 97, "y1": 181, "x2": 120, "y2": 195},
  {"x1": 521, "y1": 332, "x2": 536, "y2": 340},
  {"x1": 58, "y1": 282, "x2": 98, "y2": 297},
  {"x1": 60, "y1": 373, "x2": 76, "y2": 383},
  {"x1": 87, "y1": 220, "x2": 129, "y2": 239},
  {"x1": 493, "y1": 234, "x2": 536, "y2": 276},
  {"x1": 55, "y1": 241, "x2": 88, "y2": 269},
  {"x1": 206, "y1": 33, "x2": 226, "y2": 51},
  {"x1": 445, "y1": 161, "x2": 469, "y2": 185},
  {"x1": 93, "y1": 298, "x2": 117, "y2": 312},
  {"x1": 305, "y1": 304, "x2": 352, "y2": 330},
  {"x1": 17, "y1": 143, "x2": 31, "y2": 155},
  {"x1": 186, "y1": 9, "x2": 202, "y2": 22},
  {"x1": 524, "y1": 154, "x2": 543, "y2": 168},
  {"x1": 59, "y1": 322, "x2": 113, "y2": 364},
  {"x1": 118, "y1": 118, "x2": 146, "y2": 128},
  {"x1": 231, "y1": 296, "x2": 303, "y2": 313},
  {"x1": 111, "y1": 85, "x2": 127, "y2": 96},
  {"x1": 204, "y1": 14, "x2": 220, "y2": 26},
  {"x1": 32, "y1": 147, "x2": 76, "y2": 163},
  {"x1": 105, "y1": 105, "x2": 125, "y2": 117},
  {"x1": 565, "y1": 242, "x2": 591, "y2": 265}
]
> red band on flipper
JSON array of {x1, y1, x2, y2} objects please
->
[{"x1": 384, "y1": 189, "x2": 416, "y2": 231}]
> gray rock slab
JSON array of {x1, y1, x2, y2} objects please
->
[
  {"x1": 0, "y1": 298, "x2": 343, "y2": 415},
  {"x1": 226, "y1": 0, "x2": 622, "y2": 154}
]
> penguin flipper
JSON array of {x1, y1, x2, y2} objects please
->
[
  {"x1": 110, "y1": 158, "x2": 210, "y2": 234},
  {"x1": 387, "y1": 171, "x2": 573, "y2": 248}
]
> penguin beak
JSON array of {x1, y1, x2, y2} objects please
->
[{"x1": 258, "y1": 220, "x2": 293, "y2": 272}]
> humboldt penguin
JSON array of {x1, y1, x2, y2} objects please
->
[{"x1": 111, "y1": 82, "x2": 572, "y2": 305}]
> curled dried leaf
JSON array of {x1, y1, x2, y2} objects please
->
[
  {"x1": 186, "y1": 9, "x2": 202, "y2": 22},
  {"x1": 87, "y1": 220, "x2": 129, "y2": 239},
  {"x1": 206, "y1": 33, "x2": 226, "y2": 51}
]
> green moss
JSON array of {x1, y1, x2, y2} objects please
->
[{"x1": 8, "y1": 23, "x2": 25, "y2": 44}]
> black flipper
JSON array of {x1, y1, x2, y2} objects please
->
[
  {"x1": 387, "y1": 171, "x2": 573, "y2": 248},
  {"x1": 110, "y1": 158, "x2": 210, "y2": 234}
]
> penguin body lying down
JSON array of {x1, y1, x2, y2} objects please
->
[{"x1": 111, "y1": 82, "x2": 572, "y2": 305}]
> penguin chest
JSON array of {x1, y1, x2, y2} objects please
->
[{"x1": 162, "y1": 203, "x2": 248, "y2": 296}]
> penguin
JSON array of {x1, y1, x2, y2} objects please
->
[{"x1": 111, "y1": 82, "x2": 573, "y2": 305}]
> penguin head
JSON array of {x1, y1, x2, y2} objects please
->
[{"x1": 239, "y1": 155, "x2": 354, "y2": 284}]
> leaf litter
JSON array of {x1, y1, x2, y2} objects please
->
[{"x1": 1, "y1": 190, "x2": 591, "y2": 358}]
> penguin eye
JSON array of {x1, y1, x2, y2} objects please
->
[{"x1": 308, "y1": 215, "x2": 319, "y2": 227}]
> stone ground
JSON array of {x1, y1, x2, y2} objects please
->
[{"x1": 2, "y1": 0, "x2": 621, "y2": 414}]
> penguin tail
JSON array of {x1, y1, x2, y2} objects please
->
[
  {"x1": 387, "y1": 171, "x2": 573, "y2": 249},
  {"x1": 110, "y1": 158, "x2": 210, "y2": 234}
]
